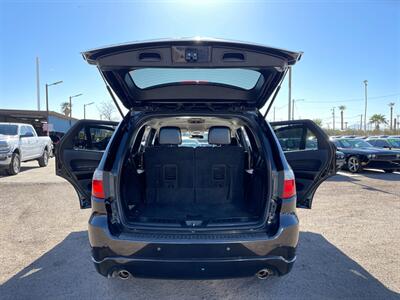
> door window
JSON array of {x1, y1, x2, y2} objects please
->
[
  {"x1": 374, "y1": 140, "x2": 390, "y2": 147},
  {"x1": 73, "y1": 125, "x2": 116, "y2": 151},
  {"x1": 273, "y1": 124, "x2": 318, "y2": 151},
  {"x1": 20, "y1": 126, "x2": 33, "y2": 137},
  {"x1": 20, "y1": 126, "x2": 28, "y2": 137},
  {"x1": 26, "y1": 126, "x2": 36, "y2": 137}
]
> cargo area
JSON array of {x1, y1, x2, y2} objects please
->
[{"x1": 119, "y1": 116, "x2": 269, "y2": 228}]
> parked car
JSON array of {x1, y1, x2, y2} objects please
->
[
  {"x1": 332, "y1": 138, "x2": 400, "y2": 173},
  {"x1": 0, "y1": 123, "x2": 53, "y2": 175},
  {"x1": 366, "y1": 137, "x2": 400, "y2": 150},
  {"x1": 56, "y1": 39, "x2": 336, "y2": 280},
  {"x1": 341, "y1": 135, "x2": 357, "y2": 138}
]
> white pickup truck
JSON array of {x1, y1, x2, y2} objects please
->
[{"x1": 0, "y1": 123, "x2": 53, "y2": 175}]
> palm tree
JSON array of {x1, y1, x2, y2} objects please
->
[
  {"x1": 60, "y1": 102, "x2": 71, "y2": 117},
  {"x1": 338, "y1": 105, "x2": 346, "y2": 130},
  {"x1": 369, "y1": 114, "x2": 387, "y2": 131}
]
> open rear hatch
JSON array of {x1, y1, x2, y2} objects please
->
[
  {"x1": 79, "y1": 39, "x2": 302, "y2": 230},
  {"x1": 82, "y1": 38, "x2": 302, "y2": 110}
]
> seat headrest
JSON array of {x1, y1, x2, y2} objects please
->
[
  {"x1": 208, "y1": 126, "x2": 231, "y2": 145},
  {"x1": 159, "y1": 127, "x2": 182, "y2": 145}
]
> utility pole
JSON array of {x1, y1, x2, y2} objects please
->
[
  {"x1": 397, "y1": 115, "x2": 400, "y2": 133},
  {"x1": 36, "y1": 57, "x2": 40, "y2": 110},
  {"x1": 360, "y1": 114, "x2": 363, "y2": 131},
  {"x1": 288, "y1": 67, "x2": 292, "y2": 120},
  {"x1": 388, "y1": 102, "x2": 395, "y2": 130},
  {"x1": 292, "y1": 99, "x2": 304, "y2": 120},
  {"x1": 332, "y1": 107, "x2": 335, "y2": 130},
  {"x1": 292, "y1": 99, "x2": 294, "y2": 120},
  {"x1": 344, "y1": 122, "x2": 348, "y2": 130},
  {"x1": 363, "y1": 80, "x2": 368, "y2": 132},
  {"x1": 273, "y1": 107, "x2": 276, "y2": 122}
]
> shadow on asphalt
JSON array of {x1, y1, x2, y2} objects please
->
[
  {"x1": 333, "y1": 169, "x2": 400, "y2": 182},
  {"x1": 328, "y1": 173, "x2": 399, "y2": 196},
  {"x1": 361, "y1": 169, "x2": 400, "y2": 181},
  {"x1": 327, "y1": 174, "x2": 360, "y2": 182},
  {"x1": 0, "y1": 231, "x2": 398, "y2": 299},
  {"x1": 0, "y1": 165, "x2": 41, "y2": 178}
]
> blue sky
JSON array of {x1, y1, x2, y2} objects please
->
[{"x1": 0, "y1": 0, "x2": 399, "y2": 128}]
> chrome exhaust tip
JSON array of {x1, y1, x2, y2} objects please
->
[
  {"x1": 256, "y1": 268, "x2": 273, "y2": 279},
  {"x1": 118, "y1": 270, "x2": 131, "y2": 280}
]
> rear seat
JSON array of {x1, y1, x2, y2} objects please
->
[
  {"x1": 195, "y1": 126, "x2": 244, "y2": 204},
  {"x1": 144, "y1": 127, "x2": 195, "y2": 204},
  {"x1": 144, "y1": 126, "x2": 244, "y2": 206}
]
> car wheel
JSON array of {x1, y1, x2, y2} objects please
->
[
  {"x1": 7, "y1": 152, "x2": 20, "y2": 175},
  {"x1": 347, "y1": 156, "x2": 361, "y2": 173},
  {"x1": 383, "y1": 169, "x2": 394, "y2": 173},
  {"x1": 38, "y1": 150, "x2": 49, "y2": 167}
]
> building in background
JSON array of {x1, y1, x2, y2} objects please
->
[{"x1": 0, "y1": 109, "x2": 77, "y2": 136}]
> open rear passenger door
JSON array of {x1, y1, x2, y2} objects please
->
[
  {"x1": 271, "y1": 120, "x2": 336, "y2": 208},
  {"x1": 56, "y1": 120, "x2": 118, "y2": 208}
]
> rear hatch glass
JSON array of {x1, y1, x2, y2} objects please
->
[{"x1": 130, "y1": 68, "x2": 261, "y2": 90}]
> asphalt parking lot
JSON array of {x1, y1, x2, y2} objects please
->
[{"x1": 0, "y1": 159, "x2": 399, "y2": 299}]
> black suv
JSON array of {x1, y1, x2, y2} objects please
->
[{"x1": 56, "y1": 39, "x2": 336, "y2": 280}]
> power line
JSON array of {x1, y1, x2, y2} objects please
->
[{"x1": 299, "y1": 92, "x2": 400, "y2": 104}]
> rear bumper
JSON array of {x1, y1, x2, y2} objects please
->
[
  {"x1": 88, "y1": 213, "x2": 299, "y2": 279},
  {"x1": 93, "y1": 254, "x2": 295, "y2": 279}
]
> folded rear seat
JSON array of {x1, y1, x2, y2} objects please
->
[
  {"x1": 144, "y1": 127, "x2": 195, "y2": 204},
  {"x1": 195, "y1": 126, "x2": 244, "y2": 204}
]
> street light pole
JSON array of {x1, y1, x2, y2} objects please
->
[
  {"x1": 45, "y1": 80, "x2": 63, "y2": 135},
  {"x1": 84, "y1": 102, "x2": 94, "y2": 119},
  {"x1": 363, "y1": 80, "x2": 368, "y2": 132},
  {"x1": 46, "y1": 84, "x2": 48, "y2": 116},
  {"x1": 288, "y1": 67, "x2": 292, "y2": 120},
  {"x1": 292, "y1": 99, "x2": 304, "y2": 120},
  {"x1": 69, "y1": 93, "x2": 83, "y2": 126}
]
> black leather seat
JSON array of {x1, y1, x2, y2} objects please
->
[
  {"x1": 195, "y1": 126, "x2": 244, "y2": 204},
  {"x1": 144, "y1": 127, "x2": 195, "y2": 204}
]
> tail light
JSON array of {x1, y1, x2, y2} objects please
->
[
  {"x1": 92, "y1": 169, "x2": 105, "y2": 199},
  {"x1": 281, "y1": 169, "x2": 296, "y2": 199}
]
